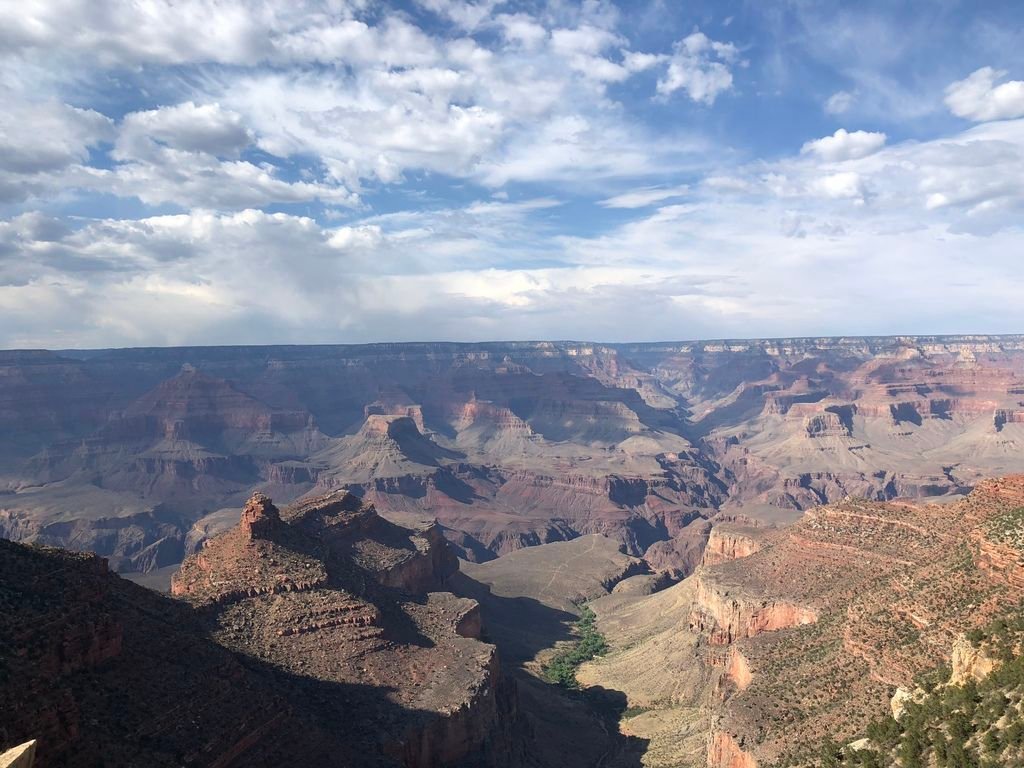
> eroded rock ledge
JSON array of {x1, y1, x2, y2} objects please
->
[{"x1": 1, "y1": 491, "x2": 522, "y2": 767}]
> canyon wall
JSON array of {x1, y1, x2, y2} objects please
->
[
  {"x1": 581, "y1": 476, "x2": 1024, "y2": 768},
  {"x1": 0, "y1": 492, "x2": 523, "y2": 767},
  {"x1": 1, "y1": 335, "x2": 1023, "y2": 579}
]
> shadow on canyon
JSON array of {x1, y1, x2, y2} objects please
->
[
  {"x1": 449, "y1": 571, "x2": 650, "y2": 768},
  {"x1": 0, "y1": 540, "x2": 481, "y2": 768}
]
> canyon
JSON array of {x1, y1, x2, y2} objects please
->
[
  {"x1": 2, "y1": 335, "x2": 1023, "y2": 582},
  {"x1": 3, "y1": 336, "x2": 1024, "y2": 768},
  {"x1": 577, "y1": 476, "x2": 1024, "y2": 767}
]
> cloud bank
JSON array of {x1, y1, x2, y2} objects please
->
[{"x1": 0, "y1": 0, "x2": 1022, "y2": 347}]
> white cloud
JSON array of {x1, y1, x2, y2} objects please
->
[
  {"x1": 0, "y1": 101, "x2": 113, "y2": 174},
  {"x1": 3, "y1": 1, "x2": 1023, "y2": 348},
  {"x1": 717, "y1": 118, "x2": 1024, "y2": 227},
  {"x1": 599, "y1": 185, "x2": 689, "y2": 208},
  {"x1": 1, "y1": 2, "x2": 722, "y2": 199},
  {"x1": 0, "y1": 98, "x2": 115, "y2": 203},
  {"x1": 801, "y1": 128, "x2": 887, "y2": 161},
  {"x1": 824, "y1": 90, "x2": 855, "y2": 115},
  {"x1": 945, "y1": 67, "x2": 1024, "y2": 121},
  {"x1": 0, "y1": 1, "x2": 374, "y2": 68},
  {"x1": 110, "y1": 151, "x2": 358, "y2": 209},
  {"x1": 415, "y1": 0, "x2": 502, "y2": 31},
  {"x1": 3, "y1": 150, "x2": 1024, "y2": 347},
  {"x1": 117, "y1": 102, "x2": 251, "y2": 157},
  {"x1": 656, "y1": 30, "x2": 737, "y2": 104},
  {"x1": 810, "y1": 171, "x2": 866, "y2": 203},
  {"x1": 496, "y1": 13, "x2": 548, "y2": 49}
]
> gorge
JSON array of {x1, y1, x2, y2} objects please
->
[{"x1": 2, "y1": 335, "x2": 1024, "y2": 767}]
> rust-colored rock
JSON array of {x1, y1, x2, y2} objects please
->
[
  {"x1": 708, "y1": 731, "x2": 757, "y2": 768},
  {"x1": 1, "y1": 491, "x2": 523, "y2": 767},
  {"x1": 701, "y1": 525, "x2": 763, "y2": 567}
]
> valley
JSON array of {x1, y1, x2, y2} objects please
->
[
  {"x1": 2, "y1": 335, "x2": 1023, "y2": 581},
  {"x1": 3, "y1": 336, "x2": 1024, "y2": 767}
]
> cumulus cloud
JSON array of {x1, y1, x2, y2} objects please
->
[
  {"x1": 656, "y1": 30, "x2": 738, "y2": 104},
  {"x1": 945, "y1": 67, "x2": 1024, "y2": 121},
  {"x1": 0, "y1": 101, "x2": 113, "y2": 174},
  {"x1": 716, "y1": 118, "x2": 1024, "y2": 227},
  {"x1": 0, "y1": 0, "x2": 367, "y2": 68},
  {"x1": 801, "y1": 128, "x2": 887, "y2": 161},
  {"x1": 0, "y1": 98, "x2": 115, "y2": 203},
  {"x1": 810, "y1": 171, "x2": 866, "y2": 203},
  {"x1": 117, "y1": 102, "x2": 251, "y2": 157}
]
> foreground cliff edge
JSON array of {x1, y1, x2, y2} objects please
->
[
  {"x1": 0, "y1": 492, "x2": 520, "y2": 767},
  {"x1": 577, "y1": 476, "x2": 1024, "y2": 768}
]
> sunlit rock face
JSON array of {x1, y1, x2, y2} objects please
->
[
  {"x1": 2, "y1": 335, "x2": 1024, "y2": 578},
  {"x1": 0, "y1": 491, "x2": 522, "y2": 767}
]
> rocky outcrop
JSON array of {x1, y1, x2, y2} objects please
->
[
  {"x1": 708, "y1": 732, "x2": 757, "y2": 768},
  {"x1": 803, "y1": 408, "x2": 853, "y2": 437},
  {"x1": 690, "y1": 574, "x2": 818, "y2": 645},
  {"x1": 0, "y1": 741, "x2": 36, "y2": 768},
  {"x1": 171, "y1": 493, "x2": 328, "y2": 602},
  {"x1": 949, "y1": 635, "x2": 999, "y2": 686},
  {"x1": 701, "y1": 526, "x2": 762, "y2": 567},
  {"x1": 726, "y1": 646, "x2": 752, "y2": 691},
  {"x1": 170, "y1": 492, "x2": 519, "y2": 768},
  {"x1": 643, "y1": 518, "x2": 712, "y2": 578}
]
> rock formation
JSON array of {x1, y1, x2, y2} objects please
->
[
  {"x1": 0, "y1": 741, "x2": 36, "y2": 768},
  {"x1": 2, "y1": 336, "x2": 1024, "y2": 580},
  {"x1": 0, "y1": 492, "x2": 521, "y2": 767},
  {"x1": 578, "y1": 476, "x2": 1024, "y2": 768}
]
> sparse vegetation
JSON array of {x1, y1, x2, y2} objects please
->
[
  {"x1": 806, "y1": 606, "x2": 1024, "y2": 768},
  {"x1": 543, "y1": 606, "x2": 609, "y2": 688},
  {"x1": 620, "y1": 705, "x2": 654, "y2": 718},
  {"x1": 985, "y1": 506, "x2": 1024, "y2": 550}
]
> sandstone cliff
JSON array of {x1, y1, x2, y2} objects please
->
[
  {"x1": 0, "y1": 492, "x2": 523, "y2": 767},
  {"x1": 579, "y1": 476, "x2": 1024, "y2": 768},
  {"x1": 6, "y1": 335, "x2": 1024, "y2": 581}
]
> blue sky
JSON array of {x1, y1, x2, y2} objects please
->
[{"x1": 1, "y1": 0, "x2": 1023, "y2": 347}]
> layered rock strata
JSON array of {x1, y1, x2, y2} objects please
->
[{"x1": 0, "y1": 492, "x2": 521, "y2": 767}]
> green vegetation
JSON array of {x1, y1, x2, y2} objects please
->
[
  {"x1": 985, "y1": 506, "x2": 1024, "y2": 550},
  {"x1": 966, "y1": 603, "x2": 1024, "y2": 663},
  {"x1": 543, "y1": 606, "x2": 609, "y2": 688},
  {"x1": 817, "y1": 606, "x2": 1024, "y2": 768}
]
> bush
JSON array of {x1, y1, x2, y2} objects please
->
[{"x1": 543, "y1": 606, "x2": 609, "y2": 688}]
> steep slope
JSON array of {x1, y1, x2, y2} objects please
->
[
  {"x1": 2, "y1": 336, "x2": 1024, "y2": 578},
  {"x1": 578, "y1": 476, "x2": 1024, "y2": 768},
  {"x1": 0, "y1": 492, "x2": 521, "y2": 767}
]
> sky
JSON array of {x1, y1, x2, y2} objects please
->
[{"x1": 1, "y1": 0, "x2": 1023, "y2": 348}]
